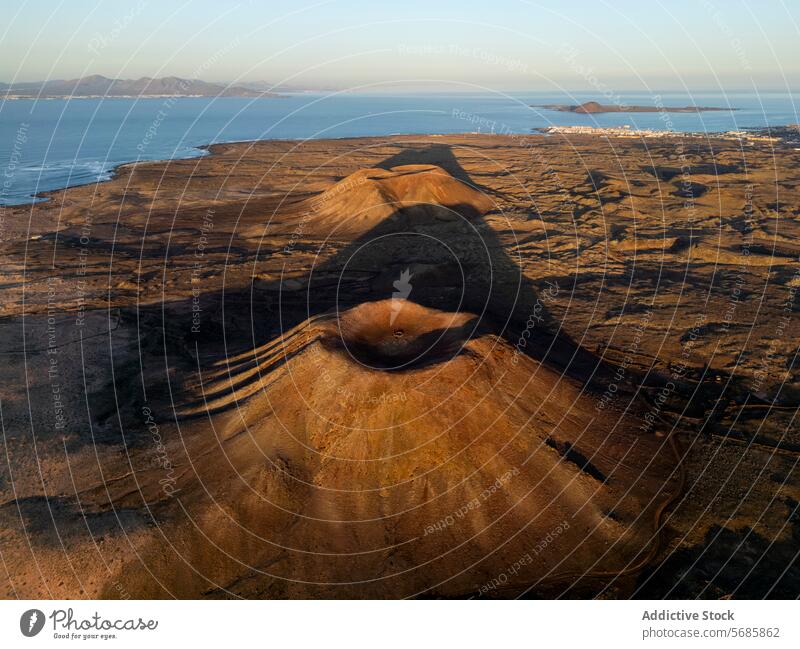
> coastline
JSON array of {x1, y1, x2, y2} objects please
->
[
  {"x1": 2, "y1": 131, "x2": 799, "y2": 597},
  {"x1": 4, "y1": 125, "x2": 795, "y2": 209}
]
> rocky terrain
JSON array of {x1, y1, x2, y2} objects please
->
[{"x1": 0, "y1": 132, "x2": 798, "y2": 598}]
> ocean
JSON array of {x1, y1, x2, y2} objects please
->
[{"x1": 1, "y1": 90, "x2": 798, "y2": 205}]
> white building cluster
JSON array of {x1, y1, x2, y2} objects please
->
[{"x1": 541, "y1": 125, "x2": 778, "y2": 143}]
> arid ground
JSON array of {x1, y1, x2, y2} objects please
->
[{"x1": 1, "y1": 133, "x2": 798, "y2": 598}]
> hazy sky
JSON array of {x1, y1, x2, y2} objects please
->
[{"x1": 1, "y1": 0, "x2": 798, "y2": 91}]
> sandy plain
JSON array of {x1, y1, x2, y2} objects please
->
[{"x1": 0, "y1": 132, "x2": 798, "y2": 598}]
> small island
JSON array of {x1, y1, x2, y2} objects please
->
[{"x1": 535, "y1": 100, "x2": 735, "y2": 114}]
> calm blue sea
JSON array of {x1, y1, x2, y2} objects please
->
[{"x1": 1, "y1": 91, "x2": 798, "y2": 205}]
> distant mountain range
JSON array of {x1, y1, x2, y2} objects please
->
[{"x1": 1, "y1": 75, "x2": 281, "y2": 98}]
